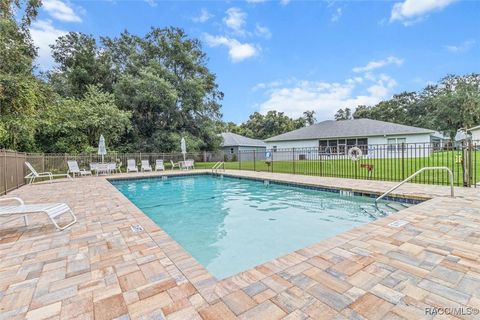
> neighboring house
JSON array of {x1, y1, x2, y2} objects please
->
[
  {"x1": 265, "y1": 119, "x2": 439, "y2": 159},
  {"x1": 219, "y1": 132, "x2": 267, "y2": 161},
  {"x1": 468, "y1": 125, "x2": 480, "y2": 141}
]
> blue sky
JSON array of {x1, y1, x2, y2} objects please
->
[{"x1": 31, "y1": 0, "x2": 479, "y2": 123}]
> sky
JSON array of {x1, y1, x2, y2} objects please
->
[{"x1": 30, "y1": 0, "x2": 480, "y2": 123}]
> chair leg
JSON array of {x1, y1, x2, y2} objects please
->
[{"x1": 49, "y1": 209, "x2": 77, "y2": 231}]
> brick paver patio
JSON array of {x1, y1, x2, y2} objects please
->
[{"x1": 0, "y1": 170, "x2": 479, "y2": 319}]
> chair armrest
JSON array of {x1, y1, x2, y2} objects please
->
[
  {"x1": 0, "y1": 197, "x2": 24, "y2": 206},
  {"x1": 38, "y1": 172, "x2": 53, "y2": 176}
]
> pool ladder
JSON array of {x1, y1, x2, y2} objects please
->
[
  {"x1": 212, "y1": 161, "x2": 225, "y2": 173},
  {"x1": 374, "y1": 166, "x2": 454, "y2": 210}
]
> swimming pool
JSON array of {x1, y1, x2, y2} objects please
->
[{"x1": 112, "y1": 174, "x2": 403, "y2": 279}]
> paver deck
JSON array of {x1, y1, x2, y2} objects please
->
[{"x1": 0, "y1": 170, "x2": 479, "y2": 319}]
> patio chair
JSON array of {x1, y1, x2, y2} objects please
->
[
  {"x1": 107, "y1": 163, "x2": 117, "y2": 174},
  {"x1": 141, "y1": 160, "x2": 152, "y2": 172},
  {"x1": 67, "y1": 160, "x2": 92, "y2": 178},
  {"x1": 155, "y1": 159, "x2": 165, "y2": 171},
  {"x1": 127, "y1": 159, "x2": 138, "y2": 172},
  {"x1": 170, "y1": 160, "x2": 180, "y2": 170},
  {"x1": 180, "y1": 159, "x2": 195, "y2": 170},
  {"x1": 24, "y1": 162, "x2": 72, "y2": 184},
  {"x1": 0, "y1": 197, "x2": 77, "y2": 231},
  {"x1": 89, "y1": 163, "x2": 98, "y2": 175}
]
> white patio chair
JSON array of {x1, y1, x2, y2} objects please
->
[
  {"x1": 0, "y1": 197, "x2": 77, "y2": 231},
  {"x1": 141, "y1": 160, "x2": 152, "y2": 172},
  {"x1": 107, "y1": 163, "x2": 117, "y2": 174},
  {"x1": 67, "y1": 160, "x2": 92, "y2": 178},
  {"x1": 127, "y1": 159, "x2": 138, "y2": 172},
  {"x1": 170, "y1": 160, "x2": 180, "y2": 170},
  {"x1": 155, "y1": 160, "x2": 165, "y2": 171},
  {"x1": 24, "y1": 162, "x2": 72, "y2": 184},
  {"x1": 89, "y1": 163, "x2": 98, "y2": 175},
  {"x1": 180, "y1": 159, "x2": 195, "y2": 170}
]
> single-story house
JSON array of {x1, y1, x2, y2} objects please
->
[
  {"x1": 265, "y1": 119, "x2": 440, "y2": 159},
  {"x1": 219, "y1": 132, "x2": 266, "y2": 161}
]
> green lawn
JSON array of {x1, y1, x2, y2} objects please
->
[{"x1": 197, "y1": 150, "x2": 480, "y2": 187}]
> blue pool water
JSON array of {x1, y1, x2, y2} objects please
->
[{"x1": 112, "y1": 174, "x2": 388, "y2": 279}]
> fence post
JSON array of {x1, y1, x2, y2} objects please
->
[
  {"x1": 293, "y1": 148, "x2": 296, "y2": 175},
  {"x1": 401, "y1": 142, "x2": 405, "y2": 181},
  {"x1": 3, "y1": 151, "x2": 7, "y2": 195},
  {"x1": 462, "y1": 141, "x2": 471, "y2": 187},
  {"x1": 253, "y1": 150, "x2": 256, "y2": 171}
]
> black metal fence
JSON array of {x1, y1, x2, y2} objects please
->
[
  {"x1": 229, "y1": 141, "x2": 479, "y2": 187},
  {"x1": 0, "y1": 150, "x2": 27, "y2": 195}
]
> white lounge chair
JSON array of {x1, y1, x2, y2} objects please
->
[
  {"x1": 127, "y1": 159, "x2": 138, "y2": 172},
  {"x1": 155, "y1": 160, "x2": 165, "y2": 171},
  {"x1": 0, "y1": 197, "x2": 77, "y2": 230},
  {"x1": 180, "y1": 159, "x2": 195, "y2": 170},
  {"x1": 170, "y1": 160, "x2": 180, "y2": 170},
  {"x1": 141, "y1": 160, "x2": 152, "y2": 172},
  {"x1": 24, "y1": 162, "x2": 72, "y2": 184},
  {"x1": 67, "y1": 160, "x2": 92, "y2": 178}
]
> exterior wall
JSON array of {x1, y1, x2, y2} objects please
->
[
  {"x1": 470, "y1": 128, "x2": 480, "y2": 141},
  {"x1": 223, "y1": 146, "x2": 266, "y2": 161},
  {"x1": 265, "y1": 133, "x2": 433, "y2": 160}
]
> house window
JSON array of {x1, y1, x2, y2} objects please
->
[
  {"x1": 388, "y1": 138, "x2": 406, "y2": 152},
  {"x1": 273, "y1": 146, "x2": 277, "y2": 152},
  {"x1": 230, "y1": 148, "x2": 234, "y2": 154},
  {"x1": 319, "y1": 138, "x2": 368, "y2": 154}
]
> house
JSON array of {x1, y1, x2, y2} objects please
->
[
  {"x1": 264, "y1": 119, "x2": 438, "y2": 159},
  {"x1": 219, "y1": 132, "x2": 266, "y2": 161},
  {"x1": 468, "y1": 125, "x2": 480, "y2": 141}
]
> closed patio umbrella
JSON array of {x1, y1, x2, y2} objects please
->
[
  {"x1": 181, "y1": 137, "x2": 187, "y2": 161},
  {"x1": 98, "y1": 135, "x2": 107, "y2": 163}
]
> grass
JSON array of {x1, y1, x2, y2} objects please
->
[{"x1": 196, "y1": 150, "x2": 480, "y2": 187}]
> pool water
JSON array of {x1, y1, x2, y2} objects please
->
[{"x1": 112, "y1": 174, "x2": 390, "y2": 279}]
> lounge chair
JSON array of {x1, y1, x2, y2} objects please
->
[
  {"x1": 170, "y1": 160, "x2": 180, "y2": 170},
  {"x1": 24, "y1": 162, "x2": 72, "y2": 184},
  {"x1": 67, "y1": 160, "x2": 92, "y2": 178},
  {"x1": 155, "y1": 160, "x2": 165, "y2": 171},
  {"x1": 127, "y1": 159, "x2": 138, "y2": 172},
  {"x1": 179, "y1": 159, "x2": 194, "y2": 170},
  {"x1": 141, "y1": 160, "x2": 152, "y2": 172},
  {"x1": 0, "y1": 197, "x2": 77, "y2": 230}
]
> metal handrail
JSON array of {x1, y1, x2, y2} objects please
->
[
  {"x1": 211, "y1": 161, "x2": 225, "y2": 173},
  {"x1": 375, "y1": 166, "x2": 454, "y2": 209}
]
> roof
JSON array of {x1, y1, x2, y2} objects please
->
[
  {"x1": 469, "y1": 125, "x2": 480, "y2": 131},
  {"x1": 220, "y1": 132, "x2": 266, "y2": 148},
  {"x1": 265, "y1": 119, "x2": 435, "y2": 142}
]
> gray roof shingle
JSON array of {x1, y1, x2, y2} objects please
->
[
  {"x1": 265, "y1": 119, "x2": 434, "y2": 142},
  {"x1": 220, "y1": 132, "x2": 266, "y2": 147}
]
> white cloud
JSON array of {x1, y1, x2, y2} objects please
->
[
  {"x1": 30, "y1": 20, "x2": 67, "y2": 69},
  {"x1": 256, "y1": 74, "x2": 397, "y2": 119},
  {"x1": 144, "y1": 0, "x2": 157, "y2": 7},
  {"x1": 223, "y1": 8, "x2": 247, "y2": 34},
  {"x1": 331, "y1": 8, "x2": 342, "y2": 22},
  {"x1": 255, "y1": 23, "x2": 271, "y2": 39},
  {"x1": 390, "y1": 0, "x2": 456, "y2": 25},
  {"x1": 280, "y1": 0, "x2": 291, "y2": 6},
  {"x1": 42, "y1": 0, "x2": 82, "y2": 23},
  {"x1": 444, "y1": 40, "x2": 475, "y2": 53},
  {"x1": 352, "y1": 56, "x2": 403, "y2": 73},
  {"x1": 192, "y1": 8, "x2": 213, "y2": 23},
  {"x1": 204, "y1": 34, "x2": 258, "y2": 62}
]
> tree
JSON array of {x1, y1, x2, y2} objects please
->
[
  {"x1": 234, "y1": 111, "x2": 306, "y2": 139},
  {"x1": 432, "y1": 74, "x2": 480, "y2": 140},
  {"x1": 0, "y1": 0, "x2": 50, "y2": 151},
  {"x1": 334, "y1": 107, "x2": 352, "y2": 120},
  {"x1": 49, "y1": 33, "x2": 115, "y2": 97},
  {"x1": 49, "y1": 28, "x2": 224, "y2": 152},
  {"x1": 303, "y1": 110, "x2": 316, "y2": 125},
  {"x1": 37, "y1": 85, "x2": 131, "y2": 153}
]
